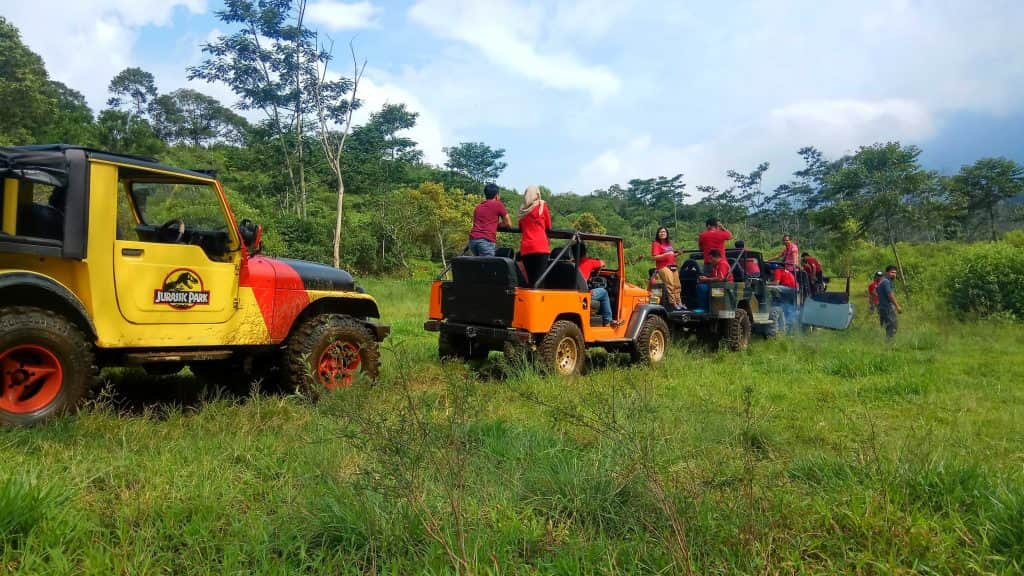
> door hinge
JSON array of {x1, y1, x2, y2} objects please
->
[{"x1": 233, "y1": 297, "x2": 240, "y2": 309}]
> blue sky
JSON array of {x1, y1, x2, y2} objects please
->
[{"x1": 5, "y1": 0, "x2": 1024, "y2": 195}]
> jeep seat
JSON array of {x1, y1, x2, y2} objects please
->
[{"x1": 537, "y1": 260, "x2": 587, "y2": 291}]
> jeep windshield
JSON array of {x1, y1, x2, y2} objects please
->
[{"x1": 116, "y1": 170, "x2": 237, "y2": 261}]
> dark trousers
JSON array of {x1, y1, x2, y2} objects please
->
[
  {"x1": 521, "y1": 253, "x2": 550, "y2": 287},
  {"x1": 878, "y1": 307, "x2": 898, "y2": 338}
]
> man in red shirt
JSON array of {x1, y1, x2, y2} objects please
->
[
  {"x1": 772, "y1": 266, "x2": 797, "y2": 289},
  {"x1": 577, "y1": 243, "x2": 622, "y2": 326},
  {"x1": 773, "y1": 234, "x2": 799, "y2": 271},
  {"x1": 698, "y1": 218, "x2": 732, "y2": 274},
  {"x1": 468, "y1": 183, "x2": 512, "y2": 256},
  {"x1": 801, "y1": 252, "x2": 824, "y2": 292},
  {"x1": 699, "y1": 249, "x2": 733, "y2": 282}
]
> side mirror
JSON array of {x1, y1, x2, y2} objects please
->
[{"x1": 238, "y1": 219, "x2": 262, "y2": 254}]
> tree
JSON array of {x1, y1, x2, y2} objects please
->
[
  {"x1": 572, "y1": 212, "x2": 606, "y2": 235},
  {"x1": 107, "y1": 67, "x2": 158, "y2": 116},
  {"x1": 823, "y1": 142, "x2": 932, "y2": 281},
  {"x1": 93, "y1": 109, "x2": 165, "y2": 157},
  {"x1": 311, "y1": 40, "x2": 364, "y2": 269},
  {"x1": 43, "y1": 81, "x2": 95, "y2": 145},
  {"x1": 443, "y1": 142, "x2": 507, "y2": 184},
  {"x1": 951, "y1": 157, "x2": 1024, "y2": 241},
  {"x1": 150, "y1": 89, "x2": 249, "y2": 147},
  {"x1": 190, "y1": 0, "x2": 326, "y2": 216},
  {"x1": 726, "y1": 162, "x2": 770, "y2": 213},
  {"x1": 626, "y1": 174, "x2": 687, "y2": 227},
  {"x1": 0, "y1": 17, "x2": 60, "y2": 144},
  {"x1": 408, "y1": 182, "x2": 476, "y2": 266},
  {"x1": 344, "y1": 103, "x2": 423, "y2": 195}
]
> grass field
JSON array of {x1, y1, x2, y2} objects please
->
[{"x1": 2, "y1": 277, "x2": 1023, "y2": 575}]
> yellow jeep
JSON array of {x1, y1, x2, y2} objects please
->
[{"x1": 0, "y1": 145, "x2": 388, "y2": 426}]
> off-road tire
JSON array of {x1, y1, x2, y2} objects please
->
[
  {"x1": 631, "y1": 315, "x2": 670, "y2": 365},
  {"x1": 0, "y1": 307, "x2": 95, "y2": 427},
  {"x1": 284, "y1": 314, "x2": 379, "y2": 400},
  {"x1": 538, "y1": 320, "x2": 585, "y2": 376},
  {"x1": 724, "y1": 308, "x2": 752, "y2": 352},
  {"x1": 763, "y1": 307, "x2": 785, "y2": 340},
  {"x1": 502, "y1": 341, "x2": 534, "y2": 368}
]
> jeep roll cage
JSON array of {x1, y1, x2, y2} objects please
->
[
  {"x1": 435, "y1": 228, "x2": 623, "y2": 286},
  {"x1": 2, "y1": 145, "x2": 221, "y2": 261}
]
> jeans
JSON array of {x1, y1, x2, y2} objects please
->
[
  {"x1": 591, "y1": 287, "x2": 612, "y2": 323},
  {"x1": 878, "y1": 306, "x2": 898, "y2": 338},
  {"x1": 469, "y1": 238, "x2": 496, "y2": 257},
  {"x1": 776, "y1": 286, "x2": 799, "y2": 326}
]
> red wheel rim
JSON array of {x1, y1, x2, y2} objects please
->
[
  {"x1": 316, "y1": 341, "x2": 361, "y2": 390},
  {"x1": 0, "y1": 345, "x2": 64, "y2": 414}
]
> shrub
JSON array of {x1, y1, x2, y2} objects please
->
[{"x1": 947, "y1": 243, "x2": 1024, "y2": 319}]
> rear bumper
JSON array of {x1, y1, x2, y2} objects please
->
[{"x1": 424, "y1": 320, "x2": 532, "y2": 344}]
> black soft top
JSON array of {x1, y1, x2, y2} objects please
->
[
  {"x1": 0, "y1": 144, "x2": 215, "y2": 184},
  {"x1": 677, "y1": 247, "x2": 764, "y2": 262}
]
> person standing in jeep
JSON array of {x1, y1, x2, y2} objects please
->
[
  {"x1": 698, "y1": 218, "x2": 732, "y2": 274},
  {"x1": 468, "y1": 183, "x2": 512, "y2": 256},
  {"x1": 651, "y1": 227, "x2": 683, "y2": 310},
  {"x1": 518, "y1": 185, "x2": 551, "y2": 286},
  {"x1": 876, "y1": 265, "x2": 902, "y2": 338}
]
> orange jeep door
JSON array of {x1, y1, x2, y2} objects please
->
[{"x1": 112, "y1": 174, "x2": 239, "y2": 325}]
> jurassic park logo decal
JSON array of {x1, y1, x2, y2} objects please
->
[{"x1": 154, "y1": 268, "x2": 210, "y2": 309}]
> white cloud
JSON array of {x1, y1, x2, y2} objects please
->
[
  {"x1": 550, "y1": 0, "x2": 638, "y2": 41},
  {"x1": 4, "y1": 0, "x2": 207, "y2": 110},
  {"x1": 408, "y1": 0, "x2": 621, "y2": 101},
  {"x1": 306, "y1": 1, "x2": 379, "y2": 31},
  {"x1": 576, "y1": 99, "x2": 937, "y2": 195},
  {"x1": 356, "y1": 74, "x2": 447, "y2": 165}
]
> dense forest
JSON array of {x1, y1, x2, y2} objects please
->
[{"x1": 3, "y1": 7, "x2": 1023, "y2": 279}]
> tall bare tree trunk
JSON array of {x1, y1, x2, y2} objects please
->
[{"x1": 333, "y1": 173, "x2": 345, "y2": 268}]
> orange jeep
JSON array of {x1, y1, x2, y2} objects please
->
[{"x1": 424, "y1": 230, "x2": 670, "y2": 375}]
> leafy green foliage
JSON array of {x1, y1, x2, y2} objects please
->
[
  {"x1": 106, "y1": 67, "x2": 158, "y2": 116},
  {"x1": 947, "y1": 243, "x2": 1024, "y2": 318},
  {"x1": 150, "y1": 89, "x2": 249, "y2": 147},
  {"x1": 951, "y1": 157, "x2": 1024, "y2": 241},
  {"x1": 443, "y1": 141, "x2": 508, "y2": 184}
]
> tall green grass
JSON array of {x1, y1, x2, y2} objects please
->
[{"x1": 2, "y1": 274, "x2": 1023, "y2": 574}]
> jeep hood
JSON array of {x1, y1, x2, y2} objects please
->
[{"x1": 264, "y1": 257, "x2": 358, "y2": 292}]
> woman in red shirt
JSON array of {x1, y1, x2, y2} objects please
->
[
  {"x1": 651, "y1": 227, "x2": 683, "y2": 309},
  {"x1": 518, "y1": 185, "x2": 551, "y2": 286}
]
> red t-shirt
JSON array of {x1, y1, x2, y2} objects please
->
[
  {"x1": 698, "y1": 228, "x2": 732, "y2": 262},
  {"x1": 469, "y1": 198, "x2": 508, "y2": 243},
  {"x1": 651, "y1": 241, "x2": 676, "y2": 269},
  {"x1": 711, "y1": 258, "x2": 734, "y2": 282},
  {"x1": 743, "y1": 257, "x2": 761, "y2": 276},
  {"x1": 578, "y1": 257, "x2": 604, "y2": 280},
  {"x1": 781, "y1": 242, "x2": 799, "y2": 270},
  {"x1": 803, "y1": 257, "x2": 822, "y2": 276},
  {"x1": 518, "y1": 203, "x2": 551, "y2": 255},
  {"x1": 868, "y1": 279, "x2": 881, "y2": 305},
  {"x1": 773, "y1": 268, "x2": 797, "y2": 288}
]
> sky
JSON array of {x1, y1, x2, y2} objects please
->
[{"x1": 5, "y1": 0, "x2": 1024, "y2": 196}]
